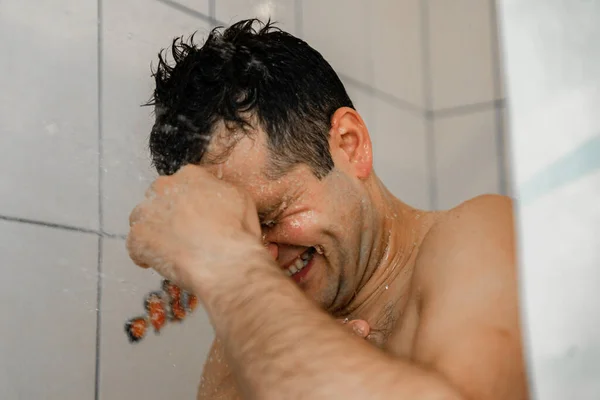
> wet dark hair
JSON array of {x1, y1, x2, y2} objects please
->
[{"x1": 146, "y1": 18, "x2": 354, "y2": 178}]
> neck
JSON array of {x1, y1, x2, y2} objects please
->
[{"x1": 337, "y1": 176, "x2": 435, "y2": 340}]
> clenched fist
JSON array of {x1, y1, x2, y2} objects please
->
[{"x1": 126, "y1": 164, "x2": 268, "y2": 298}]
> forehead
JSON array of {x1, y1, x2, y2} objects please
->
[{"x1": 203, "y1": 125, "x2": 307, "y2": 212}]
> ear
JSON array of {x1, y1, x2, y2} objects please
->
[{"x1": 329, "y1": 107, "x2": 373, "y2": 179}]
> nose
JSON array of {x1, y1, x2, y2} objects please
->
[{"x1": 265, "y1": 242, "x2": 279, "y2": 260}]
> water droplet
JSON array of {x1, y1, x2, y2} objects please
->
[
  {"x1": 45, "y1": 122, "x2": 59, "y2": 136},
  {"x1": 385, "y1": 285, "x2": 389, "y2": 290}
]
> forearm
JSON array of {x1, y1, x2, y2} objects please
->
[{"x1": 200, "y1": 253, "x2": 463, "y2": 400}]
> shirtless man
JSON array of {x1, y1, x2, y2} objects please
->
[{"x1": 127, "y1": 19, "x2": 528, "y2": 399}]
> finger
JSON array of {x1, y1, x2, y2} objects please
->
[
  {"x1": 243, "y1": 202, "x2": 261, "y2": 237},
  {"x1": 126, "y1": 224, "x2": 157, "y2": 269},
  {"x1": 129, "y1": 203, "x2": 147, "y2": 227},
  {"x1": 265, "y1": 243, "x2": 279, "y2": 260},
  {"x1": 346, "y1": 320, "x2": 370, "y2": 338}
]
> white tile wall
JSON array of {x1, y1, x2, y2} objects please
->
[
  {"x1": 302, "y1": 0, "x2": 374, "y2": 86},
  {"x1": 372, "y1": 99, "x2": 430, "y2": 210},
  {"x1": 343, "y1": 81, "x2": 375, "y2": 136},
  {"x1": 1, "y1": 0, "x2": 509, "y2": 398},
  {"x1": 216, "y1": 0, "x2": 297, "y2": 34},
  {"x1": 0, "y1": 0, "x2": 99, "y2": 230},
  {"x1": 99, "y1": 238, "x2": 214, "y2": 400},
  {"x1": 102, "y1": 0, "x2": 212, "y2": 236},
  {"x1": 370, "y1": 0, "x2": 424, "y2": 108},
  {"x1": 433, "y1": 108, "x2": 500, "y2": 210},
  {"x1": 0, "y1": 220, "x2": 97, "y2": 399},
  {"x1": 499, "y1": 105, "x2": 511, "y2": 195},
  {"x1": 428, "y1": 0, "x2": 497, "y2": 110},
  {"x1": 172, "y1": 0, "x2": 210, "y2": 16}
]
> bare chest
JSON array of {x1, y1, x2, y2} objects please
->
[{"x1": 380, "y1": 292, "x2": 421, "y2": 359}]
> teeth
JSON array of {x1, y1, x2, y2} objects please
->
[
  {"x1": 301, "y1": 247, "x2": 315, "y2": 260},
  {"x1": 285, "y1": 248, "x2": 315, "y2": 277}
]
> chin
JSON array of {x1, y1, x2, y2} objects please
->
[{"x1": 298, "y1": 260, "x2": 338, "y2": 309}]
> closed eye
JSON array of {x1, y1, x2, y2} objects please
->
[{"x1": 260, "y1": 220, "x2": 276, "y2": 229}]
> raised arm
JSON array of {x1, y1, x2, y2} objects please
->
[
  {"x1": 198, "y1": 319, "x2": 379, "y2": 399},
  {"x1": 202, "y1": 249, "x2": 463, "y2": 400},
  {"x1": 127, "y1": 166, "x2": 463, "y2": 400}
]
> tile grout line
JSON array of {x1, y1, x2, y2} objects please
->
[
  {"x1": 489, "y1": 0, "x2": 509, "y2": 196},
  {"x1": 430, "y1": 98, "x2": 504, "y2": 118},
  {"x1": 420, "y1": 0, "x2": 438, "y2": 210},
  {"x1": 156, "y1": 0, "x2": 220, "y2": 25},
  {"x1": 95, "y1": 0, "x2": 104, "y2": 397},
  {"x1": 0, "y1": 214, "x2": 98, "y2": 235},
  {"x1": 95, "y1": 235, "x2": 103, "y2": 400},
  {"x1": 0, "y1": 213, "x2": 129, "y2": 240},
  {"x1": 340, "y1": 73, "x2": 424, "y2": 116}
]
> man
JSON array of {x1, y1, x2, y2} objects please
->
[{"x1": 127, "y1": 19, "x2": 528, "y2": 399}]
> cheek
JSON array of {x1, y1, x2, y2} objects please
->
[
  {"x1": 277, "y1": 219, "x2": 306, "y2": 241},
  {"x1": 272, "y1": 214, "x2": 319, "y2": 243}
]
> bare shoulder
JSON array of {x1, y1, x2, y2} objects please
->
[
  {"x1": 449, "y1": 193, "x2": 514, "y2": 226},
  {"x1": 416, "y1": 194, "x2": 515, "y2": 286},
  {"x1": 431, "y1": 193, "x2": 513, "y2": 237},
  {"x1": 410, "y1": 194, "x2": 526, "y2": 399}
]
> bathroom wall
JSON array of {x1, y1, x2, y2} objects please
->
[{"x1": 0, "y1": 0, "x2": 506, "y2": 398}]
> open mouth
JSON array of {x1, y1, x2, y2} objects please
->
[{"x1": 283, "y1": 246, "x2": 316, "y2": 277}]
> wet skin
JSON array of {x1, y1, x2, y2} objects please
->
[{"x1": 127, "y1": 107, "x2": 528, "y2": 400}]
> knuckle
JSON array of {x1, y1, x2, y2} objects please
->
[
  {"x1": 129, "y1": 205, "x2": 143, "y2": 226},
  {"x1": 126, "y1": 227, "x2": 151, "y2": 269}
]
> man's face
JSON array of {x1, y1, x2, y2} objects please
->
[{"x1": 205, "y1": 122, "x2": 373, "y2": 312}]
